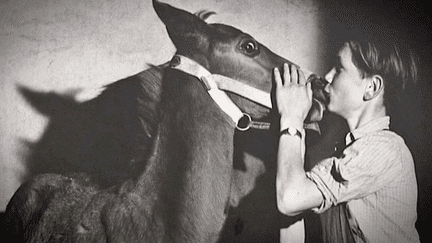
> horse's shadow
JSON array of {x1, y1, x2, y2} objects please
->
[{"x1": 17, "y1": 64, "x2": 165, "y2": 188}]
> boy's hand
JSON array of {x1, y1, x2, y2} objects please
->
[{"x1": 274, "y1": 63, "x2": 313, "y2": 130}]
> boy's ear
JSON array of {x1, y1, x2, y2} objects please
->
[{"x1": 364, "y1": 75, "x2": 384, "y2": 101}]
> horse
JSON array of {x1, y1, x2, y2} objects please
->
[{"x1": 5, "y1": 0, "x2": 328, "y2": 242}]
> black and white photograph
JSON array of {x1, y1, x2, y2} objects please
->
[{"x1": 1, "y1": 0, "x2": 431, "y2": 242}]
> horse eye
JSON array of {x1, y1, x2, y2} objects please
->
[{"x1": 241, "y1": 40, "x2": 259, "y2": 55}]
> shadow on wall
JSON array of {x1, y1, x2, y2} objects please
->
[{"x1": 17, "y1": 64, "x2": 165, "y2": 188}]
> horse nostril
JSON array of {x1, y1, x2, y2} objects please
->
[{"x1": 309, "y1": 77, "x2": 330, "y2": 106}]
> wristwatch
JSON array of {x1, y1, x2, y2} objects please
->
[{"x1": 280, "y1": 126, "x2": 302, "y2": 138}]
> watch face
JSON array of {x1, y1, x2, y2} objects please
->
[
  {"x1": 280, "y1": 127, "x2": 301, "y2": 138},
  {"x1": 288, "y1": 127, "x2": 297, "y2": 136}
]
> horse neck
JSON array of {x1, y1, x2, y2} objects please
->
[{"x1": 138, "y1": 69, "x2": 236, "y2": 239}]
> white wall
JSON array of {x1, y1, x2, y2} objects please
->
[{"x1": 0, "y1": 0, "x2": 326, "y2": 211}]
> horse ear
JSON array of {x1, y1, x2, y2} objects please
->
[
  {"x1": 153, "y1": 0, "x2": 209, "y2": 54},
  {"x1": 17, "y1": 85, "x2": 78, "y2": 116}
]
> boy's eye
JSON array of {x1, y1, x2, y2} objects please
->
[
  {"x1": 335, "y1": 64, "x2": 342, "y2": 73},
  {"x1": 333, "y1": 57, "x2": 343, "y2": 73}
]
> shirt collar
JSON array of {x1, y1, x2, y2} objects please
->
[{"x1": 345, "y1": 116, "x2": 390, "y2": 145}]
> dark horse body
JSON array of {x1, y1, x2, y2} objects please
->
[{"x1": 5, "y1": 1, "x2": 327, "y2": 242}]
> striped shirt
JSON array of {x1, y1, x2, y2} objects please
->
[{"x1": 306, "y1": 116, "x2": 420, "y2": 243}]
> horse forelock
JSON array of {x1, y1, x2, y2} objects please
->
[{"x1": 194, "y1": 10, "x2": 216, "y2": 21}]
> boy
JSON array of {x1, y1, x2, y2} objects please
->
[{"x1": 274, "y1": 38, "x2": 420, "y2": 242}]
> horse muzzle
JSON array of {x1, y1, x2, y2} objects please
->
[{"x1": 306, "y1": 74, "x2": 328, "y2": 124}]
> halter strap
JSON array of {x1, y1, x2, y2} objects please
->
[
  {"x1": 211, "y1": 75, "x2": 272, "y2": 108},
  {"x1": 170, "y1": 55, "x2": 269, "y2": 130},
  {"x1": 170, "y1": 56, "x2": 272, "y2": 109}
]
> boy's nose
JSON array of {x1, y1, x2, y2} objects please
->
[
  {"x1": 324, "y1": 68, "x2": 335, "y2": 84},
  {"x1": 324, "y1": 82, "x2": 330, "y2": 94}
]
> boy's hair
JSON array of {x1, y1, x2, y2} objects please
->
[{"x1": 346, "y1": 38, "x2": 417, "y2": 112}]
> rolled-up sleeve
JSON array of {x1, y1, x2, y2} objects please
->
[
  {"x1": 305, "y1": 133, "x2": 402, "y2": 214},
  {"x1": 306, "y1": 158, "x2": 337, "y2": 213}
]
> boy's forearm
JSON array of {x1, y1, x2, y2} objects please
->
[
  {"x1": 276, "y1": 127, "x2": 323, "y2": 216},
  {"x1": 276, "y1": 131, "x2": 306, "y2": 215}
]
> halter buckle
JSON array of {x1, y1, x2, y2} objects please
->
[{"x1": 236, "y1": 113, "x2": 252, "y2": 131}]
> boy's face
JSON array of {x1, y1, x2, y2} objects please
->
[{"x1": 324, "y1": 43, "x2": 368, "y2": 119}]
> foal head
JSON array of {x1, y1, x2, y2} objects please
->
[{"x1": 153, "y1": 0, "x2": 317, "y2": 121}]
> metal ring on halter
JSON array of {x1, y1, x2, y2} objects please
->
[{"x1": 236, "y1": 113, "x2": 252, "y2": 131}]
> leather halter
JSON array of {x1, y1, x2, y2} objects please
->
[{"x1": 169, "y1": 55, "x2": 272, "y2": 131}]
